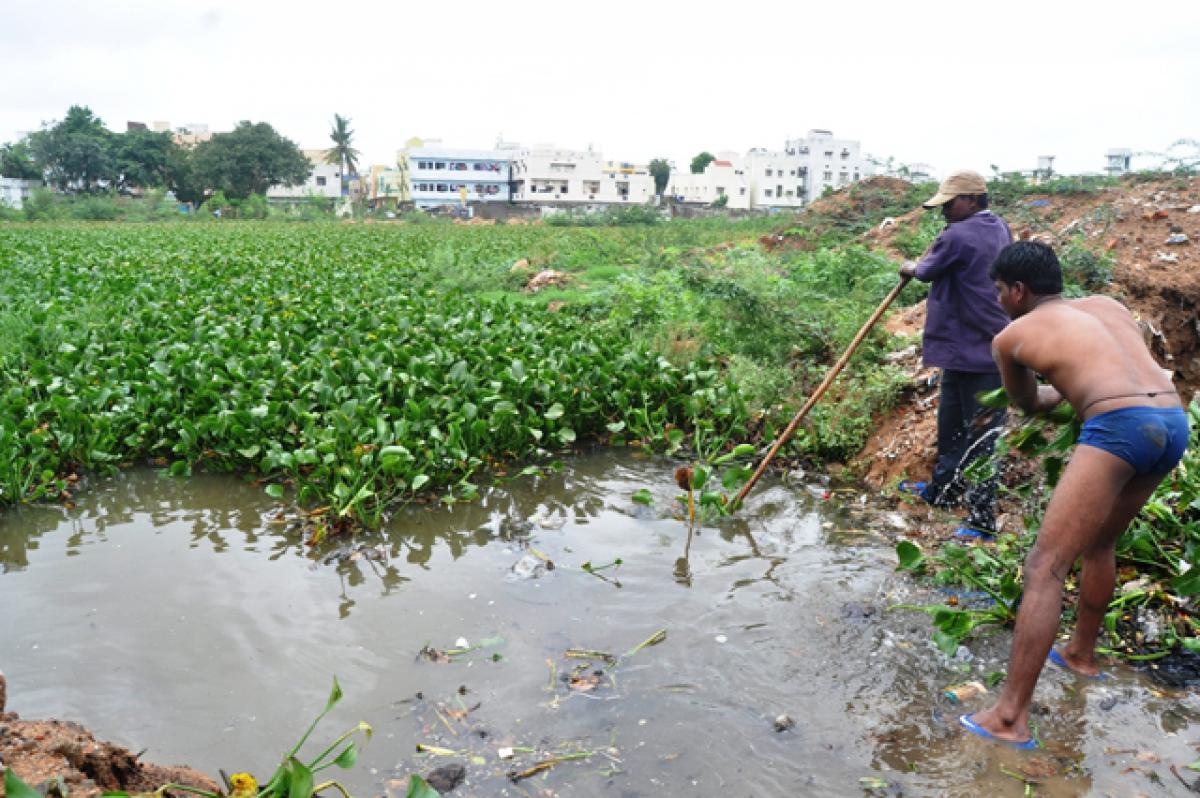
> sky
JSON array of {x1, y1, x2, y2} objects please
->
[{"x1": 2, "y1": 0, "x2": 1198, "y2": 179}]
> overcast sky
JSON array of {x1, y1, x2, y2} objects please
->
[{"x1": 3, "y1": 0, "x2": 1197, "y2": 178}]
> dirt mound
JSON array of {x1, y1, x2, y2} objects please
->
[
  {"x1": 0, "y1": 673, "x2": 216, "y2": 798},
  {"x1": 805, "y1": 176, "x2": 915, "y2": 221},
  {"x1": 854, "y1": 175, "x2": 1200, "y2": 493},
  {"x1": 760, "y1": 177, "x2": 919, "y2": 253}
]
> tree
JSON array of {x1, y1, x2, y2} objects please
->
[
  {"x1": 648, "y1": 158, "x2": 671, "y2": 195},
  {"x1": 191, "y1": 121, "x2": 311, "y2": 199},
  {"x1": 325, "y1": 113, "x2": 359, "y2": 196},
  {"x1": 690, "y1": 151, "x2": 715, "y2": 174},
  {"x1": 0, "y1": 139, "x2": 41, "y2": 180},
  {"x1": 114, "y1": 128, "x2": 179, "y2": 191},
  {"x1": 27, "y1": 105, "x2": 117, "y2": 192}
]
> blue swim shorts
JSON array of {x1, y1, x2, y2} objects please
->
[{"x1": 1078, "y1": 406, "x2": 1190, "y2": 476}]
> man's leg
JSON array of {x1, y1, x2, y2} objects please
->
[
  {"x1": 927, "y1": 370, "x2": 970, "y2": 507},
  {"x1": 1058, "y1": 471, "x2": 1164, "y2": 675},
  {"x1": 961, "y1": 372, "x2": 1006, "y2": 532},
  {"x1": 969, "y1": 445, "x2": 1135, "y2": 743}
]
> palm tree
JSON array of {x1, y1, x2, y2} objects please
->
[{"x1": 325, "y1": 113, "x2": 360, "y2": 196}]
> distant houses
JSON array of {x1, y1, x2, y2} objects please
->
[{"x1": 667, "y1": 130, "x2": 871, "y2": 212}]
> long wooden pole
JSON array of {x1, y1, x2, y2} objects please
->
[{"x1": 730, "y1": 275, "x2": 912, "y2": 512}]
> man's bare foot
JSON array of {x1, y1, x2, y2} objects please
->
[
  {"x1": 966, "y1": 705, "x2": 1033, "y2": 746},
  {"x1": 1049, "y1": 646, "x2": 1104, "y2": 678}
]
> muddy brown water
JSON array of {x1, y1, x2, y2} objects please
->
[{"x1": 2, "y1": 451, "x2": 1198, "y2": 797}]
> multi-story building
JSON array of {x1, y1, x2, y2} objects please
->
[
  {"x1": 1105, "y1": 148, "x2": 1133, "y2": 176},
  {"x1": 743, "y1": 148, "x2": 810, "y2": 209},
  {"x1": 365, "y1": 163, "x2": 408, "y2": 210},
  {"x1": 782, "y1": 129, "x2": 868, "y2": 203},
  {"x1": 404, "y1": 140, "x2": 513, "y2": 210},
  {"x1": 667, "y1": 155, "x2": 751, "y2": 209},
  {"x1": 265, "y1": 149, "x2": 341, "y2": 201},
  {"x1": 509, "y1": 145, "x2": 654, "y2": 206}
]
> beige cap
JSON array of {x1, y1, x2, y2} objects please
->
[{"x1": 922, "y1": 170, "x2": 988, "y2": 208}]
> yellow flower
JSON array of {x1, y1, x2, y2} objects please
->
[{"x1": 229, "y1": 772, "x2": 258, "y2": 798}]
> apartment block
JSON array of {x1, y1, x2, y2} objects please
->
[
  {"x1": 404, "y1": 141, "x2": 513, "y2": 209},
  {"x1": 667, "y1": 156, "x2": 751, "y2": 209},
  {"x1": 783, "y1": 129, "x2": 868, "y2": 203},
  {"x1": 509, "y1": 146, "x2": 654, "y2": 206}
]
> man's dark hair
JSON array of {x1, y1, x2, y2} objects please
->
[{"x1": 988, "y1": 240, "x2": 1063, "y2": 294}]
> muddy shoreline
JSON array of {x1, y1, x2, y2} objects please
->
[{"x1": 0, "y1": 672, "x2": 219, "y2": 798}]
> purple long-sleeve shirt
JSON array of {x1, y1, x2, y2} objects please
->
[{"x1": 915, "y1": 210, "x2": 1013, "y2": 372}]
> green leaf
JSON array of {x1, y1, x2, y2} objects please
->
[
  {"x1": 1182, "y1": 637, "x2": 1200, "y2": 653},
  {"x1": 895, "y1": 540, "x2": 924, "y2": 572},
  {"x1": 975, "y1": 386, "x2": 1008, "y2": 409},
  {"x1": 249, "y1": 404, "x2": 269, "y2": 418},
  {"x1": 632, "y1": 488, "x2": 653, "y2": 505},
  {"x1": 405, "y1": 775, "x2": 442, "y2": 798},
  {"x1": 325, "y1": 676, "x2": 344, "y2": 713},
  {"x1": 265, "y1": 483, "x2": 285, "y2": 499},
  {"x1": 606, "y1": 421, "x2": 626, "y2": 433},
  {"x1": 286, "y1": 757, "x2": 314, "y2": 798},
  {"x1": 932, "y1": 629, "x2": 961, "y2": 657},
  {"x1": 5, "y1": 770, "x2": 43, "y2": 798},
  {"x1": 690, "y1": 464, "x2": 710, "y2": 490},
  {"x1": 1172, "y1": 568, "x2": 1200, "y2": 597},
  {"x1": 544, "y1": 402, "x2": 565, "y2": 420},
  {"x1": 411, "y1": 474, "x2": 430, "y2": 491},
  {"x1": 332, "y1": 743, "x2": 359, "y2": 769}
]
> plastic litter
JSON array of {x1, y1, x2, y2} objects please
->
[
  {"x1": 944, "y1": 680, "x2": 987, "y2": 703},
  {"x1": 1166, "y1": 233, "x2": 1189, "y2": 245}
]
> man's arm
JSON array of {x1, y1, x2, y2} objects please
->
[
  {"x1": 992, "y1": 332, "x2": 1063, "y2": 415},
  {"x1": 897, "y1": 232, "x2": 957, "y2": 281}
]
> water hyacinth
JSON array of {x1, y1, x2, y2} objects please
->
[{"x1": 0, "y1": 224, "x2": 751, "y2": 527}]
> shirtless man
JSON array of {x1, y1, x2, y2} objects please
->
[{"x1": 958, "y1": 240, "x2": 1189, "y2": 748}]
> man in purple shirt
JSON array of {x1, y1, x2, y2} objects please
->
[{"x1": 898, "y1": 170, "x2": 1013, "y2": 538}]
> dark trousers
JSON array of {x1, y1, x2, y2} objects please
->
[{"x1": 925, "y1": 369, "x2": 1006, "y2": 531}]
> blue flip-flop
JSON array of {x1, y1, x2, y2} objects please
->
[
  {"x1": 958, "y1": 713, "x2": 1039, "y2": 750},
  {"x1": 953, "y1": 526, "x2": 996, "y2": 542},
  {"x1": 1048, "y1": 647, "x2": 1109, "y2": 680}
]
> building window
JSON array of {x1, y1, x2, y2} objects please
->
[
  {"x1": 765, "y1": 168, "x2": 773, "y2": 177},
  {"x1": 796, "y1": 185, "x2": 803, "y2": 196},
  {"x1": 739, "y1": 187, "x2": 746, "y2": 195},
  {"x1": 765, "y1": 189, "x2": 773, "y2": 197},
  {"x1": 823, "y1": 171, "x2": 832, "y2": 181},
  {"x1": 315, "y1": 176, "x2": 326, "y2": 186},
  {"x1": 776, "y1": 184, "x2": 782, "y2": 197}
]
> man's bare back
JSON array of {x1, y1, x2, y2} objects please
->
[{"x1": 992, "y1": 295, "x2": 1178, "y2": 419}]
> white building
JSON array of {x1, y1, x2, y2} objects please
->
[
  {"x1": 744, "y1": 148, "x2": 810, "y2": 209},
  {"x1": 782, "y1": 129, "x2": 869, "y2": 203},
  {"x1": 404, "y1": 141, "x2": 514, "y2": 209},
  {"x1": 266, "y1": 149, "x2": 341, "y2": 201},
  {"x1": 509, "y1": 145, "x2": 654, "y2": 206},
  {"x1": 1105, "y1": 148, "x2": 1133, "y2": 176},
  {"x1": 0, "y1": 178, "x2": 41, "y2": 209},
  {"x1": 667, "y1": 156, "x2": 751, "y2": 209}
]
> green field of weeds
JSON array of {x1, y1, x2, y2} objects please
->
[{"x1": 0, "y1": 220, "x2": 916, "y2": 527}]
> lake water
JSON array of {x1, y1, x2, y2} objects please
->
[{"x1": 2, "y1": 451, "x2": 1197, "y2": 797}]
